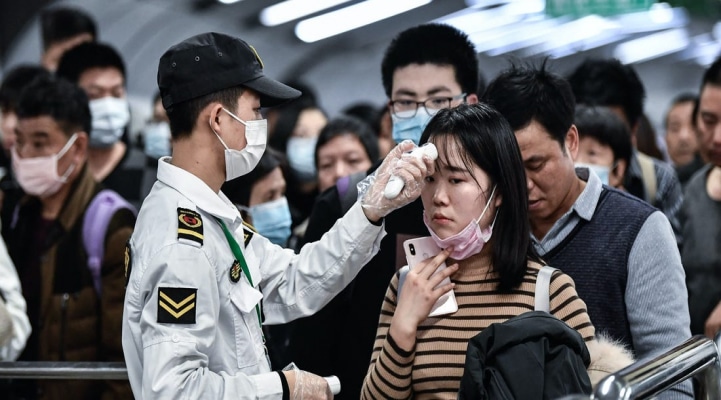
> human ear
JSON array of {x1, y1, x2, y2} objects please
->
[{"x1": 565, "y1": 125, "x2": 579, "y2": 159}]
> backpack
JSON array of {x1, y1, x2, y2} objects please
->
[
  {"x1": 82, "y1": 189, "x2": 136, "y2": 295},
  {"x1": 457, "y1": 266, "x2": 592, "y2": 400}
]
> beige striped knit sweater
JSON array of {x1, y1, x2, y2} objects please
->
[{"x1": 361, "y1": 254, "x2": 595, "y2": 400}]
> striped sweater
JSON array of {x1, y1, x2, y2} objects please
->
[{"x1": 361, "y1": 254, "x2": 595, "y2": 400}]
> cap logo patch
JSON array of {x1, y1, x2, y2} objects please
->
[
  {"x1": 248, "y1": 45, "x2": 264, "y2": 69},
  {"x1": 178, "y1": 208, "x2": 203, "y2": 245},
  {"x1": 158, "y1": 287, "x2": 197, "y2": 324}
]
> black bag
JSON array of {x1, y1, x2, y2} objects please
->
[{"x1": 458, "y1": 311, "x2": 592, "y2": 400}]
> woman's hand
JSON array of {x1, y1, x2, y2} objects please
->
[{"x1": 389, "y1": 247, "x2": 458, "y2": 351}]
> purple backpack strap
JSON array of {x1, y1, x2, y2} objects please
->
[{"x1": 83, "y1": 189, "x2": 137, "y2": 296}]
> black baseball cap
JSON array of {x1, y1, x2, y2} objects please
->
[{"x1": 157, "y1": 32, "x2": 301, "y2": 109}]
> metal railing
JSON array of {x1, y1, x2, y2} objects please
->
[
  {"x1": 592, "y1": 334, "x2": 721, "y2": 399},
  {"x1": 0, "y1": 362, "x2": 127, "y2": 380},
  {"x1": 0, "y1": 335, "x2": 718, "y2": 399}
]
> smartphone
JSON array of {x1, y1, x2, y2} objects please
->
[{"x1": 403, "y1": 237, "x2": 458, "y2": 317}]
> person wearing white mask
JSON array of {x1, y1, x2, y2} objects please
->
[
  {"x1": 122, "y1": 32, "x2": 433, "y2": 400},
  {"x1": 572, "y1": 105, "x2": 633, "y2": 191},
  {"x1": 56, "y1": 41, "x2": 149, "y2": 208},
  {"x1": 4, "y1": 76, "x2": 135, "y2": 399}
]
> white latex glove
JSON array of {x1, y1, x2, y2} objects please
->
[{"x1": 358, "y1": 140, "x2": 435, "y2": 221}]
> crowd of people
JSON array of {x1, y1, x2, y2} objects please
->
[{"x1": 0, "y1": 4, "x2": 718, "y2": 400}]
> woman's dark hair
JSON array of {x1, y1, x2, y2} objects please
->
[
  {"x1": 574, "y1": 105, "x2": 633, "y2": 166},
  {"x1": 314, "y1": 115, "x2": 379, "y2": 167},
  {"x1": 420, "y1": 103, "x2": 542, "y2": 292},
  {"x1": 222, "y1": 148, "x2": 285, "y2": 207}
]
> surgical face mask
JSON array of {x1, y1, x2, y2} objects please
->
[
  {"x1": 391, "y1": 109, "x2": 439, "y2": 145},
  {"x1": 89, "y1": 96, "x2": 130, "y2": 148},
  {"x1": 423, "y1": 185, "x2": 498, "y2": 260},
  {"x1": 286, "y1": 136, "x2": 317, "y2": 182},
  {"x1": 143, "y1": 121, "x2": 171, "y2": 159},
  {"x1": 12, "y1": 133, "x2": 78, "y2": 198},
  {"x1": 575, "y1": 162, "x2": 610, "y2": 185},
  {"x1": 211, "y1": 108, "x2": 267, "y2": 181},
  {"x1": 241, "y1": 196, "x2": 292, "y2": 246}
]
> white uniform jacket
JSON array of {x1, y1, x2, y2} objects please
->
[
  {"x1": 122, "y1": 158, "x2": 386, "y2": 399},
  {"x1": 0, "y1": 229, "x2": 30, "y2": 361}
]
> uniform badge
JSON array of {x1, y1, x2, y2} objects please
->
[
  {"x1": 177, "y1": 208, "x2": 203, "y2": 245},
  {"x1": 242, "y1": 221, "x2": 256, "y2": 246},
  {"x1": 230, "y1": 260, "x2": 241, "y2": 283},
  {"x1": 124, "y1": 241, "x2": 132, "y2": 288},
  {"x1": 157, "y1": 287, "x2": 197, "y2": 324}
]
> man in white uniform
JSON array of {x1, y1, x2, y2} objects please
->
[{"x1": 122, "y1": 32, "x2": 432, "y2": 399}]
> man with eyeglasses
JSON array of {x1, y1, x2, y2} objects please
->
[{"x1": 285, "y1": 23, "x2": 480, "y2": 400}]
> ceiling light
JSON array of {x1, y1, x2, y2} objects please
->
[
  {"x1": 614, "y1": 28, "x2": 689, "y2": 64},
  {"x1": 295, "y1": 0, "x2": 432, "y2": 43},
  {"x1": 217, "y1": 0, "x2": 242, "y2": 4},
  {"x1": 260, "y1": 0, "x2": 352, "y2": 27}
]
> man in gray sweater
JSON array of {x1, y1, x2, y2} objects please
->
[{"x1": 484, "y1": 63, "x2": 692, "y2": 399}]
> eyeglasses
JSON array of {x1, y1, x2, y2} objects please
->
[{"x1": 389, "y1": 93, "x2": 467, "y2": 119}]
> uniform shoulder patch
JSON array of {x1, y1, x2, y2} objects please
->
[
  {"x1": 124, "y1": 241, "x2": 132, "y2": 288},
  {"x1": 242, "y1": 221, "x2": 256, "y2": 246},
  {"x1": 158, "y1": 287, "x2": 197, "y2": 324},
  {"x1": 177, "y1": 208, "x2": 203, "y2": 245}
]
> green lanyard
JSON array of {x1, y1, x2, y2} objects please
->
[{"x1": 215, "y1": 218, "x2": 263, "y2": 332}]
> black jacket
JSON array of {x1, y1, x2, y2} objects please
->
[{"x1": 459, "y1": 311, "x2": 592, "y2": 400}]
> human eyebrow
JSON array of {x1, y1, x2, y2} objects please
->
[
  {"x1": 425, "y1": 86, "x2": 453, "y2": 96},
  {"x1": 443, "y1": 164, "x2": 469, "y2": 174},
  {"x1": 392, "y1": 88, "x2": 418, "y2": 98}
]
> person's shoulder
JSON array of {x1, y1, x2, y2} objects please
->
[{"x1": 601, "y1": 186, "x2": 656, "y2": 213}]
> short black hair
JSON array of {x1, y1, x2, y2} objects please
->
[
  {"x1": 664, "y1": 93, "x2": 698, "y2": 129},
  {"x1": 483, "y1": 62, "x2": 575, "y2": 146},
  {"x1": 701, "y1": 55, "x2": 721, "y2": 89},
  {"x1": 420, "y1": 103, "x2": 543, "y2": 292},
  {"x1": 575, "y1": 105, "x2": 633, "y2": 166},
  {"x1": 40, "y1": 6, "x2": 97, "y2": 50},
  {"x1": 314, "y1": 115, "x2": 379, "y2": 168},
  {"x1": 381, "y1": 23, "x2": 479, "y2": 98},
  {"x1": 166, "y1": 86, "x2": 245, "y2": 140},
  {"x1": 222, "y1": 147, "x2": 285, "y2": 207},
  {"x1": 0, "y1": 65, "x2": 52, "y2": 112},
  {"x1": 342, "y1": 102, "x2": 382, "y2": 134},
  {"x1": 16, "y1": 76, "x2": 91, "y2": 136},
  {"x1": 56, "y1": 41, "x2": 126, "y2": 83},
  {"x1": 567, "y1": 58, "x2": 646, "y2": 129}
]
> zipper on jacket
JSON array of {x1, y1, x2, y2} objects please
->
[{"x1": 59, "y1": 293, "x2": 70, "y2": 361}]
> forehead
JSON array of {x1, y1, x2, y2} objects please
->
[
  {"x1": 391, "y1": 63, "x2": 461, "y2": 97},
  {"x1": 78, "y1": 67, "x2": 124, "y2": 87},
  {"x1": 514, "y1": 120, "x2": 564, "y2": 158},
  {"x1": 699, "y1": 84, "x2": 721, "y2": 113},
  {"x1": 318, "y1": 134, "x2": 365, "y2": 155},
  {"x1": 668, "y1": 101, "x2": 694, "y2": 117},
  {"x1": 16, "y1": 115, "x2": 67, "y2": 138}
]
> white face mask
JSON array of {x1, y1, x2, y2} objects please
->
[
  {"x1": 12, "y1": 133, "x2": 78, "y2": 198},
  {"x1": 143, "y1": 121, "x2": 171, "y2": 159},
  {"x1": 210, "y1": 108, "x2": 267, "y2": 181},
  {"x1": 89, "y1": 96, "x2": 130, "y2": 148}
]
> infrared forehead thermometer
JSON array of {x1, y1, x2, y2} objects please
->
[{"x1": 383, "y1": 143, "x2": 438, "y2": 199}]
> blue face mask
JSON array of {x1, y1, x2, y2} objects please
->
[
  {"x1": 143, "y1": 121, "x2": 171, "y2": 159},
  {"x1": 391, "y1": 109, "x2": 439, "y2": 145},
  {"x1": 247, "y1": 196, "x2": 292, "y2": 246},
  {"x1": 286, "y1": 136, "x2": 318, "y2": 182},
  {"x1": 575, "y1": 162, "x2": 610, "y2": 185}
]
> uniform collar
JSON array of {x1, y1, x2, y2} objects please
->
[{"x1": 157, "y1": 157, "x2": 241, "y2": 223}]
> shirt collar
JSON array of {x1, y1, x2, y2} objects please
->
[
  {"x1": 157, "y1": 157, "x2": 241, "y2": 223},
  {"x1": 571, "y1": 166, "x2": 603, "y2": 222}
]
